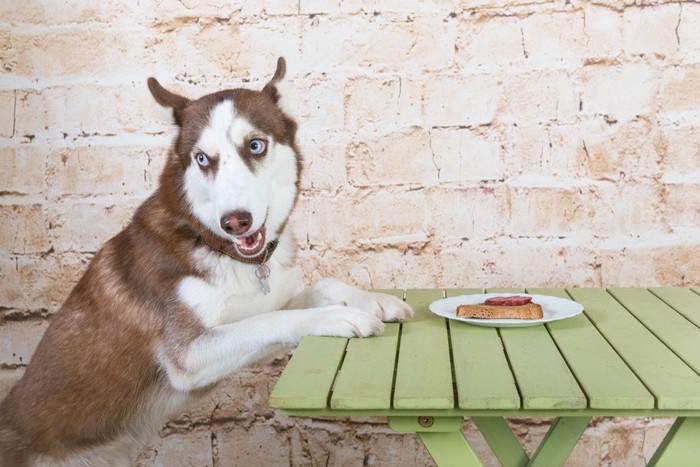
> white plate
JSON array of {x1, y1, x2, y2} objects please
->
[{"x1": 429, "y1": 293, "x2": 584, "y2": 328}]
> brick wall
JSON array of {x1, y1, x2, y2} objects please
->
[{"x1": 1, "y1": 0, "x2": 698, "y2": 465}]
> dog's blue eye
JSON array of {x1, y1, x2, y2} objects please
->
[
  {"x1": 249, "y1": 139, "x2": 266, "y2": 155},
  {"x1": 195, "y1": 151, "x2": 209, "y2": 167}
]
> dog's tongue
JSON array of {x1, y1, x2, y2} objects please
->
[{"x1": 233, "y1": 226, "x2": 266, "y2": 257}]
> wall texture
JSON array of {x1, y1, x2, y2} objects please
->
[{"x1": 1, "y1": 0, "x2": 699, "y2": 465}]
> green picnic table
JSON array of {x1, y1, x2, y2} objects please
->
[{"x1": 269, "y1": 287, "x2": 700, "y2": 466}]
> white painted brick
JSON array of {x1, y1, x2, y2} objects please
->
[
  {"x1": 506, "y1": 186, "x2": 589, "y2": 237},
  {"x1": 297, "y1": 134, "x2": 348, "y2": 191},
  {"x1": 499, "y1": 70, "x2": 580, "y2": 124},
  {"x1": 657, "y1": 64, "x2": 700, "y2": 120},
  {"x1": 660, "y1": 124, "x2": 700, "y2": 176},
  {"x1": 678, "y1": 2, "x2": 700, "y2": 62},
  {"x1": 430, "y1": 128, "x2": 503, "y2": 182},
  {"x1": 662, "y1": 183, "x2": 699, "y2": 230},
  {"x1": 347, "y1": 127, "x2": 438, "y2": 186},
  {"x1": 586, "y1": 182, "x2": 665, "y2": 236},
  {"x1": 456, "y1": 15, "x2": 525, "y2": 71},
  {"x1": 521, "y1": 10, "x2": 587, "y2": 67},
  {"x1": 11, "y1": 27, "x2": 147, "y2": 82},
  {"x1": 501, "y1": 124, "x2": 589, "y2": 179},
  {"x1": 0, "y1": 204, "x2": 50, "y2": 254},
  {"x1": 0, "y1": 145, "x2": 48, "y2": 195},
  {"x1": 581, "y1": 63, "x2": 656, "y2": 120},
  {"x1": 305, "y1": 188, "x2": 431, "y2": 247},
  {"x1": 622, "y1": 4, "x2": 680, "y2": 57},
  {"x1": 0, "y1": 320, "x2": 48, "y2": 366},
  {"x1": 0, "y1": 253, "x2": 89, "y2": 311},
  {"x1": 341, "y1": 0, "x2": 459, "y2": 14},
  {"x1": 429, "y1": 186, "x2": 507, "y2": 240},
  {"x1": 0, "y1": 0, "x2": 135, "y2": 25},
  {"x1": 233, "y1": 17, "x2": 304, "y2": 79},
  {"x1": 345, "y1": 77, "x2": 423, "y2": 135},
  {"x1": 49, "y1": 199, "x2": 140, "y2": 253},
  {"x1": 578, "y1": 117, "x2": 663, "y2": 181},
  {"x1": 583, "y1": 6, "x2": 623, "y2": 59},
  {"x1": 292, "y1": 76, "x2": 345, "y2": 134},
  {"x1": 423, "y1": 75, "x2": 500, "y2": 127},
  {"x1": 301, "y1": 16, "x2": 454, "y2": 73},
  {"x1": 46, "y1": 145, "x2": 154, "y2": 197},
  {"x1": 14, "y1": 85, "x2": 169, "y2": 139},
  {"x1": 0, "y1": 90, "x2": 15, "y2": 137}
]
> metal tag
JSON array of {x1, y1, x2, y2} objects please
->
[{"x1": 255, "y1": 263, "x2": 271, "y2": 295}]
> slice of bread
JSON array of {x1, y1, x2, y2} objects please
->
[{"x1": 456, "y1": 302, "x2": 543, "y2": 320}]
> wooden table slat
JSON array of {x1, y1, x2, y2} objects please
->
[
  {"x1": 268, "y1": 336, "x2": 347, "y2": 409},
  {"x1": 486, "y1": 287, "x2": 587, "y2": 410},
  {"x1": 393, "y1": 289, "x2": 454, "y2": 409},
  {"x1": 501, "y1": 324, "x2": 587, "y2": 410},
  {"x1": 330, "y1": 323, "x2": 400, "y2": 409},
  {"x1": 567, "y1": 288, "x2": 700, "y2": 409},
  {"x1": 609, "y1": 287, "x2": 700, "y2": 375},
  {"x1": 528, "y1": 288, "x2": 654, "y2": 409},
  {"x1": 648, "y1": 287, "x2": 700, "y2": 329},
  {"x1": 446, "y1": 288, "x2": 520, "y2": 410}
]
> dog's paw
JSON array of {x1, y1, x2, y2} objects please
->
[
  {"x1": 367, "y1": 292, "x2": 414, "y2": 322},
  {"x1": 310, "y1": 305, "x2": 385, "y2": 338}
]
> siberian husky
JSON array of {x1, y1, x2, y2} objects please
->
[{"x1": 0, "y1": 58, "x2": 413, "y2": 466}]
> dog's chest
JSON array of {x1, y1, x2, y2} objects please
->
[{"x1": 177, "y1": 247, "x2": 301, "y2": 328}]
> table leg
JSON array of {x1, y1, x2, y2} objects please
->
[
  {"x1": 528, "y1": 417, "x2": 590, "y2": 467},
  {"x1": 418, "y1": 431, "x2": 484, "y2": 467},
  {"x1": 472, "y1": 417, "x2": 529, "y2": 467},
  {"x1": 389, "y1": 416, "x2": 483, "y2": 467},
  {"x1": 647, "y1": 417, "x2": 700, "y2": 467}
]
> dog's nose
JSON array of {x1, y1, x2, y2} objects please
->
[{"x1": 220, "y1": 210, "x2": 252, "y2": 235}]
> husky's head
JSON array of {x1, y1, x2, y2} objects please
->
[{"x1": 148, "y1": 58, "x2": 300, "y2": 259}]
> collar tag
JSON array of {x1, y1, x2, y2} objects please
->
[{"x1": 255, "y1": 263, "x2": 271, "y2": 295}]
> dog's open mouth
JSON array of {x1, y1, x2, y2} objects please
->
[{"x1": 233, "y1": 226, "x2": 266, "y2": 257}]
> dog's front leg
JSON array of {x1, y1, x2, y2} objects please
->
[
  {"x1": 159, "y1": 305, "x2": 384, "y2": 393},
  {"x1": 284, "y1": 278, "x2": 414, "y2": 322}
]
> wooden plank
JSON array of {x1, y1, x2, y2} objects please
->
[
  {"x1": 485, "y1": 288, "x2": 586, "y2": 410},
  {"x1": 448, "y1": 288, "x2": 520, "y2": 410},
  {"x1": 330, "y1": 323, "x2": 400, "y2": 409},
  {"x1": 609, "y1": 287, "x2": 700, "y2": 375},
  {"x1": 268, "y1": 336, "x2": 347, "y2": 409},
  {"x1": 567, "y1": 288, "x2": 700, "y2": 409},
  {"x1": 528, "y1": 288, "x2": 653, "y2": 409},
  {"x1": 393, "y1": 289, "x2": 454, "y2": 409},
  {"x1": 500, "y1": 325, "x2": 587, "y2": 409},
  {"x1": 649, "y1": 287, "x2": 700, "y2": 328},
  {"x1": 329, "y1": 288, "x2": 404, "y2": 408}
]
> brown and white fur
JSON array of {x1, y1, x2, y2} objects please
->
[{"x1": 0, "y1": 58, "x2": 413, "y2": 466}]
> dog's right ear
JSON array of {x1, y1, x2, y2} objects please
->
[{"x1": 147, "y1": 78, "x2": 190, "y2": 126}]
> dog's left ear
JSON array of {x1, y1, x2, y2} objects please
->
[
  {"x1": 262, "y1": 57, "x2": 286, "y2": 103},
  {"x1": 147, "y1": 78, "x2": 190, "y2": 127}
]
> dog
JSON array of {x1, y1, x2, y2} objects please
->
[{"x1": 0, "y1": 57, "x2": 413, "y2": 466}]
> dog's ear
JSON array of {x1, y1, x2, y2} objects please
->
[
  {"x1": 262, "y1": 57, "x2": 286, "y2": 103},
  {"x1": 147, "y1": 78, "x2": 190, "y2": 126}
]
